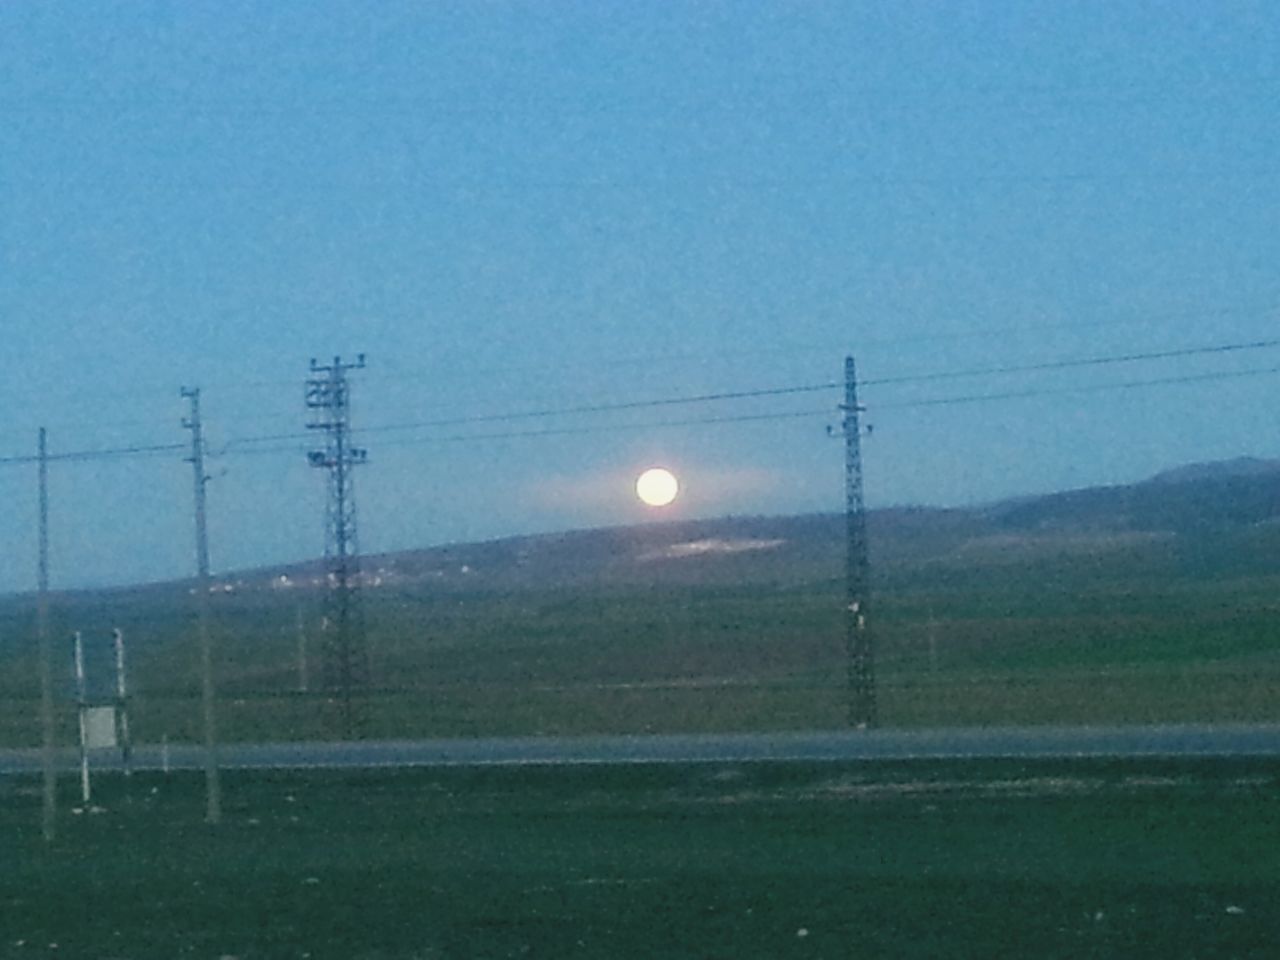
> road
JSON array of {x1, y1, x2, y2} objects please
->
[{"x1": 2, "y1": 724, "x2": 1278, "y2": 774}]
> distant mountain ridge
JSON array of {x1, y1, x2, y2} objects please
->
[
  {"x1": 206, "y1": 454, "x2": 1280, "y2": 596},
  {"x1": 6, "y1": 454, "x2": 1279, "y2": 736},
  {"x1": 985, "y1": 457, "x2": 1280, "y2": 537},
  {"x1": 12, "y1": 455, "x2": 1280, "y2": 603},
  {"x1": 1143, "y1": 456, "x2": 1280, "y2": 486}
]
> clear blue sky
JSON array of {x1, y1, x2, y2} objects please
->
[{"x1": 1, "y1": 2, "x2": 1277, "y2": 591}]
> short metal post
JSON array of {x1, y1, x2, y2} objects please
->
[
  {"x1": 72, "y1": 631, "x2": 90, "y2": 805},
  {"x1": 113, "y1": 628, "x2": 132, "y2": 776}
]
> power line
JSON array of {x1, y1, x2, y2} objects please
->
[
  {"x1": 13, "y1": 166, "x2": 1278, "y2": 194},
  {"x1": 219, "y1": 408, "x2": 837, "y2": 459},
  {"x1": 854, "y1": 302, "x2": 1279, "y2": 352},
  {"x1": 333, "y1": 301, "x2": 1280, "y2": 386},
  {"x1": 5, "y1": 342, "x2": 1280, "y2": 468},
  {"x1": 863, "y1": 337, "x2": 1280, "y2": 387},
  {"x1": 5, "y1": 74, "x2": 1277, "y2": 118},
  {"x1": 0, "y1": 441, "x2": 186, "y2": 467},
  {"x1": 5, "y1": 77, "x2": 1275, "y2": 114},
  {"x1": 5, "y1": 315, "x2": 1274, "y2": 448},
  {"x1": 2, "y1": 301, "x2": 1273, "y2": 425},
  {"x1": 875, "y1": 364, "x2": 1280, "y2": 411},
  {"x1": 223, "y1": 364, "x2": 1280, "y2": 455},
  {"x1": 223, "y1": 335, "x2": 1280, "y2": 449},
  {"x1": 209, "y1": 363, "x2": 1280, "y2": 457},
  {"x1": 222, "y1": 381, "x2": 841, "y2": 450}
]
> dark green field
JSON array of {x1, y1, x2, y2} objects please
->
[
  {"x1": 2, "y1": 493, "x2": 1280, "y2": 745},
  {"x1": 2, "y1": 573, "x2": 1278, "y2": 746},
  {"x1": 4, "y1": 759, "x2": 1279, "y2": 958}
]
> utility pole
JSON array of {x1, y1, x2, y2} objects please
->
[
  {"x1": 72, "y1": 631, "x2": 90, "y2": 805},
  {"x1": 927, "y1": 606, "x2": 939, "y2": 676},
  {"x1": 37, "y1": 428, "x2": 56, "y2": 841},
  {"x1": 295, "y1": 604, "x2": 309, "y2": 694},
  {"x1": 842, "y1": 355, "x2": 876, "y2": 728},
  {"x1": 182, "y1": 387, "x2": 222, "y2": 824},
  {"x1": 306, "y1": 355, "x2": 369, "y2": 737},
  {"x1": 113, "y1": 628, "x2": 132, "y2": 777}
]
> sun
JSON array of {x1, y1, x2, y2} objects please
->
[{"x1": 635, "y1": 467, "x2": 679, "y2": 507}]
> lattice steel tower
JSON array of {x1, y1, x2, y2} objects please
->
[
  {"x1": 842, "y1": 355, "x2": 877, "y2": 728},
  {"x1": 306, "y1": 354, "x2": 369, "y2": 735}
]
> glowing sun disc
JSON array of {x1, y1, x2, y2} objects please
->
[{"x1": 636, "y1": 467, "x2": 679, "y2": 507}]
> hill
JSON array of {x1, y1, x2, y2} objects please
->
[
  {"x1": 2, "y1": 455, "x2": 1279, "y2": 744},
  {"x1": 204, "y1": 455, "x2": 1280, "y2": 595}
]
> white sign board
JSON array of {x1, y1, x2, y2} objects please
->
[{"x1": 84, "y1": 706, "x2": 118, "y2": 749}]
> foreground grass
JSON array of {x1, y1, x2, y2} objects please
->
[
  {"x1": 5, "y1": 666, "x2": 1277, "y2": 747},
  {"x1": 4, "y1": 758, "x2": 1279, "y2": 958}
]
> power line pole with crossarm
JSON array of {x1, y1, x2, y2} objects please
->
[
  {"x1": 306, "y1": 355, "x2": 369, "y2": 737},
  {"x1": 182, "y1": 386, "x2": 222, "y2": 824},
  {"x1": 37, "y1": 428, "x2": 57, "y2": 841},
  {"x1": 842, "y1": 355, "x2": 877, "y2": 728}
]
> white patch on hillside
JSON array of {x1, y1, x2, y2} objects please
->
[{"x1": 640, "y1": 537, "x2": 785, "y2": 561}]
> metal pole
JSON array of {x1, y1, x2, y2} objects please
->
[
  {"x1": 927, "y1": 607, "x2": 939, "y2": 676},
  {"x1": 842, "y1": 355, "x2": 876, "y2": 728},
  {"x1": 72, "y1": 631, "x2": 89, "y2": 805},
  {"x1": 37, "y1": 428, "x2": 56, "y2": 840},
  {"x1": 306, "y1": 356, "x2": 368, "y2": 737},
  {"x1": 113, "y1": 628, "x2": 132, "y2": 777},
  {"x1": 332, "y1": 368, "x2": 355, "y2": 733},
  {"x1": 182, "y1": 387, "x2": 222, "y2": 824},
  {"x1": 296, "y1": 604, "x2": 308, "y2": 693}
]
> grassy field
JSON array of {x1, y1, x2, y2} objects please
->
[
  {"x1": 3, "y1": 758, "x2": 1279, "y2": 958},
  {"x1": 1, "y1": 512, "x2": 1279, "y2": 745}
]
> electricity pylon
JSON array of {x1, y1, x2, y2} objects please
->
[{"x1": 306, "y1": 355, "x2": 369, "y2": 736}]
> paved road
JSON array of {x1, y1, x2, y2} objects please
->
[{"x1": 2, "y1": 724, "x2": 1278, "y2": 774}]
